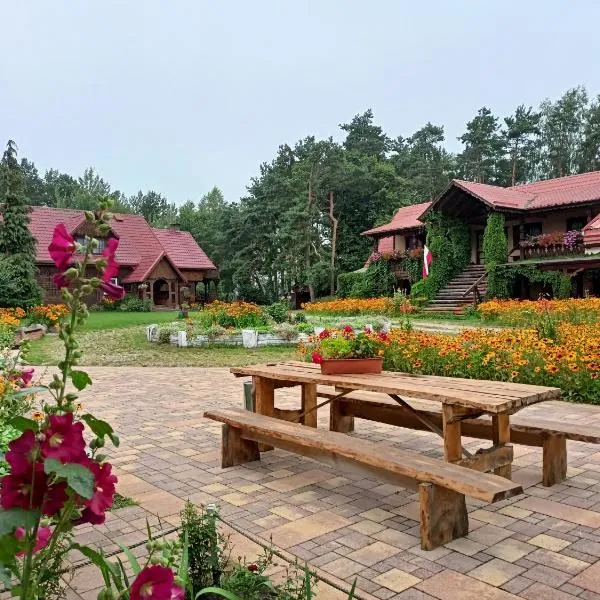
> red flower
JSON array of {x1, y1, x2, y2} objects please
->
[
  {"x1": 318, "y1": 329, "x2": 330, "y2": 339},
  {"x1": 40, "y1": 413, "x2": 87, "y2": 464},
  {"x1": 343, "y1": 325, "x2": 353, "y2": 334},
  {"x1": 101, "y1": 238, "x2": 120, "y2": 281},
  {"x1": 311, "y1": 352, "x2": 324, "y2": 365},
  {"x1": 15, "y1": 525, "x2": 52, "y2": 556},
  {"x1": 1, "y1": 465, "x2": 67, "y2": 516},
  {"x1": 16, "y1": 367, "x2": 34, "y2": 387},
  {"x1": 80, "y1": 460, "x2": 117, "y2": 524},
  {"x1": 53, "y1": 272, "x2": 69, "y2": 289},
  {"x1": 48, "y1": 224, "x2": 76, "y2": 270},
  {"x1": 378, "y1": 332, "x2": 388, "y2": 341},
  {"x1": 100, "y1": 279, "x2": 125, "y2": 300},
  {"x1": 248, "y1": 564, "x2": 258, "y2": 572},
  {"x1": 130, "y1": 566, "x2": 178, "y2": 600},
  {"x1": 6, "y1": 430, "x2": 39, "y2": 476}
]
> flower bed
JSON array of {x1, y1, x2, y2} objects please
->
[
  {"x1": 478, "y1": 298, "x2": 600, "y2": 326},
  {"x1": 27, "y1": 303, "x2": 70, "y2": 327},
  {"x1": 300, "y1": 323, "x2": 600, "y2": 403},
  {"x1": 303, "y1": 295, "x2": 414, "y2": 316},
  {"x1": 199, "y1": 300, "x2": 270, "y2": 328}
]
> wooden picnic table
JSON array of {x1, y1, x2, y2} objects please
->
[{"x1": 230, "y1": 361, "x2": 562, "y2": 479}]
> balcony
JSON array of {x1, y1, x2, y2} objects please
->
[{"x1": 518, "y1": 231, "x2": 584, "y2": 260}]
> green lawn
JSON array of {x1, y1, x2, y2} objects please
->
[
  {"x1": 79, "y1": 310, "x2": 181, "y2": 331},
  {"x1": 27, "y1": 325, "x2": 298, "y2": 367}
]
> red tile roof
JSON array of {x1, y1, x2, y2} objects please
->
[
  {"x1": 362, "y1": 202, "x2": 432, "y2": 237},
  {"x1": 152, "y1": 228, "x2": 216, "y2": 270},
  {"x1": 27, "y1": 206, "x2": 216, "y2": 282},
  {"x1": 364, "y1": 171, "x2": 600, "y2": 240},
  {"x1": 583, "y1": 212, "x2": 600, "y2": 247}
]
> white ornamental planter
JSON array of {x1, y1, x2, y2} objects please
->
[
  {"x1": 146, "y1": 324, "x2": 159, "y2": 342},
  {"x1": 242, "y1": 329, "x2": 259, "y2": 348},
  {"x1": 314, "y1": 327, "x2": 325, "y2": 336}
]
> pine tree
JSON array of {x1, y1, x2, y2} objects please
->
[
  {"x1": 504, "y1": 105, "x2": 541, "y2": 185},
  {"x1": 0, "y1": 140, "x2": 42, "y2": 307}
]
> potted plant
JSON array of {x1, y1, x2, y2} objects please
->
[{"x1": 310, "y1": 327, "x2": 384, "y2": 375}]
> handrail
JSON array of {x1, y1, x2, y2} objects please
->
[{"x1": 462, "y1": 272, "x2": 488, "y2": 298}]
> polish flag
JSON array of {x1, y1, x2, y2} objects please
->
[{"x1": 422, "y1": 245, "x2": 433, "y2": 278}]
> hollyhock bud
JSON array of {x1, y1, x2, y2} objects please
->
[{"x1": 48, "y1": 224, "x2": 76, "y2": 270}]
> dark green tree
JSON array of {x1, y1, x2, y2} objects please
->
[
  {"x1": 0, "y1": 140, "x2": 42, "y2": 307},
  {"x1": 457, "y1": 107, "x2": 506, "y2": 183},
  {"x1": 503, "y1": 105, "x2": 541, "y2": 185},
  {"x1": 340, "y1": 109, "x2": 389, "y2": 158},
  {"x1": 580, "y1": 95, "x2": 600, "y2": 172},
  {"x1": 128, "y1": 190, "x2": 172, "y2": 225}
]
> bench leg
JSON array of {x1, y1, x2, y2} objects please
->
[
  {"x1": 254, "y1": 376, "x2": 275, "y2": 451},
  {"x1": 329, "y1": 400, "x2": 355, "y2": 434},
  {"x1": 222, "y1": 424, "x2": 260, "y2": 468},
  {"x1": 419, "y1": 482, "x2": 468, "y2": 550},
  {"x1": 543, "y1": 436, "x2": 567, "y2": 487},
  {"x1": 301, "y1": 383, "x2": 318, "y2": 428},
  {"x1": 492, "y1": 414, "x2": 512, "y2": 479}
]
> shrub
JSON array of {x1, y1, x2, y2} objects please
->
[
  {"x1": 483, "y1": 212, "x2": 508, "y2": 267},
  {"x1": 0, "y1": 255, "x2": 42, "y2": 308},
  {"x1": 266, "y1": 301, "x2": 289, "y2": 323},
  {"x1": 337, "y1": 271, "x2": 364, "y2": 298},
  {"x1": 206, "y1": 324, "x2": 228, "y2": 341},
  {"x1": 273, "y1": 322, "x2": 298, "y2": 341}
]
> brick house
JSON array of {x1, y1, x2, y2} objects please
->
[
  {"x1": 29, "y1": 206, "x2": 218, "y2": 307},
  {"x1": 362, "y1": 171, "x2": 600, "y2": 306}
]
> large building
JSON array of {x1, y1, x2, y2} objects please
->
[
  {"x1": 28, "y1": 206, "x2": 218, "y2": 307},
  {"x1": 362, "y1": 171, "x2": 600, "y2": 302}
]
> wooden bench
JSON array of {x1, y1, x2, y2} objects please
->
[
  {"x1": 318, "y1": 389, "x2": 600, "y2": 487},
  {"x1": 203, "y1": 407, "x2": 523, "y2": 551}
]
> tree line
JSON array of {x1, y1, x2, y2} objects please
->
[{"x1": 3, "y1": 85, "x2": 600, "y2": 302}]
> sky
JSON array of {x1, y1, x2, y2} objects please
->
[{"x1": 3, "y1": 0, "x2": 600, "y2": 205}]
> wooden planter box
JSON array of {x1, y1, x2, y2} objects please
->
[{"x1": 320, "y1": 358, "x2": 383, "y2": 375}]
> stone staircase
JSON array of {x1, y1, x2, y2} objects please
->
[{"x1": 422, "y1": 265, "x2": 488, "y2": 313}]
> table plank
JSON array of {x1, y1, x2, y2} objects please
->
[{"x1": 230, "y1": 362, "x2": 560, "y2": 414}]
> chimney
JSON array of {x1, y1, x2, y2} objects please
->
[{"x1": 168, "y1": 223, "x2": 181, "y2": 231}]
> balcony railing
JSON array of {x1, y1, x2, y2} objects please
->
[{"x1": 518, "y1": 230, "x2": 584, "y2": 260}]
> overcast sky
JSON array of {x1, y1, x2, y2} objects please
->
[{"x1": 3, "y1": 1, "x2": 600, "y2": 205}]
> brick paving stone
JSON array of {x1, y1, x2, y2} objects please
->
[
  {"x1": 501, "y1": 576, "x2": 536, "y2": 595},
  {"x1": 526, "y1": 548, "x2": 589, "y2": 574},
  {"x1": 486, "y1": 538, "x2": 535, "y2": 562},
  {"x1": 435, "y1": 552, "x2": 482, "y2": 573},
  {"x1": 570, "y1": 561, "x2": 600, "y2": 594},
  {"x1": 527, "y1": 534, "x2": 571, "y2": 551},
  {"x1": 467, "y1": 558, "x2": 525, "y2": 587},
  {"x1": 417, "y1": 570, "x2": 521, "y2": 599},
  {"x1": 373, "y1": 569, "x2": 421, "y2": 593},
  {"x1": 347, "y1": 541, "x2": 401, "y2": 567},
  {"x1": 522, "y1": 564, "x2": 572, "y2": 588},
  {"x1": 520, "y1": 582, "x2": 578, "y2": 600}
]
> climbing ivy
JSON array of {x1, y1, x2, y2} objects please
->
[
  {"x1": 483, "y1": 212, "x2": 508, "y2": 266},
  {"x1": 488, "y1": 263, "x2": 572, "y2": 299},
  {"x1": 410, "y1": 211, "x2": 471, "y2": 300}
]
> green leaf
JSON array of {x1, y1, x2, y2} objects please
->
[
  {"x1": 11, "y1": 386, "x2": 47, "y2": 398},
  {"x1": 118, "y1": 543, "x2": 141, "y2": 576},
  {"x1": 81, "y1": 414, "x2": 118, "y2": 447},
  {"x1": 0, "y1": 533, "x2": 19, "y2": 563},
  {"x1": 44, "y1": 459, "x2": 95, "y2": 499},
  {"x1": 347, "y1": 579, "x2": 357, "y2": 599},
  {"x1": 71, "y1": 544, "x2": 114, "y2": 590},
  {"x1": 195, "y1": 588, "x2": 243, "y2": 600},
  {"x1": 9, "y1": 416, "x2": 38, "y2": 432},
  {"x1": 178, "y1": 531, "x2": 189, "y2": 582},
  {"x1": 71, "y1": 371, "x2": 93, "y2": 391},
  {"x1": 0, "y1": 509, "x2": 40, "y2": 536}
]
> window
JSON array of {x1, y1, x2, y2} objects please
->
[
  {"x1": 566, "y1": 216, "x2": 586, "y2": 231},
  {"x1": 75, "y1": 236, "x2": 106, "y2": 254},
  {"x1": 524, "y1": 222, "x2": 542, "y2": 237}
]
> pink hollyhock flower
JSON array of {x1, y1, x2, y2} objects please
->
[
  {"x1": 101, "y1": 238, "x2": 119, "y2": 281},
  {"x1": 40, "y1": 413, "x2": 87, "y2": 464},
  {"x1": 130, "y1": 565, "x2": 177, "y2": 600},
  {"x1": 80, "y1": 460, "x2": 117, "y2": 524},
  {"x1": 6, "y1": 430, "x2": 39, "y2": 476},
  {"x1": 48, "y1": 224, "x2": 76, "y2": 270},
  {"x1": 100, "y1": 279, "x2": 125, "y2": 300},
  {"x1": 311, "y1": 352, "x2": 324, "y2": 365},
  {"x1": 170, "y1": 585, "x2": 184, "y2": 600},
  {"x1": 53, "y1": 272, "x2": 69, "y2": 289},
  {"x1": 17, "y1": 367, "x2": 35, "y2": 387},
  {"x1": 15, "y1": 525, "x2": 52, "y2": 556}
]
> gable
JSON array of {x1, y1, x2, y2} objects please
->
[{"x1": 147, "y1": 257, "x2": 178, "y2": 280}]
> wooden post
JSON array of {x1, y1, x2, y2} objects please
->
[
  {"x1": 221, "y1": 424, "x2": 260, "y2": 468},
  {"x1": 442, "y1": 405, "x2": 462, "y2": 463},
  {"x1": 301, "y1": 383, "x2": 318, "y2": 428},
  {"x1": 492, "y1": 414, "x2": 511, "y2": 479},
  {"x1": 519, "y1": 220, "x2": 526, "y2": 260},
  {"x1": 543, "y1": 436, "x2": 567, "y2": 487},
  {"x1": 254, "y1": 376, "x2": 275, "y2": 451},
  {"x1": 419, "y1": 483, "x2": 468, "y2": 550},
  {"x1": 329, "y1": 400, "x2": 354, "y2": 434}
]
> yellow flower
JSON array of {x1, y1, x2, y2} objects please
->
[{"x1": 32, "y1": 411, "x2": 44, "y2": 421}]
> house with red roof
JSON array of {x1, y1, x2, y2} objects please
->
[
  {"x1": 362, "y1": 171, "x2": 600, "y2": 306},
  {"x1": 28, "y1": 206, "x2": 218, "y2": 307}
]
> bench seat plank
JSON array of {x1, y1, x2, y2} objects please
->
[{"x1": 204, "y1": 408, "x2": 522, "y2": 504}]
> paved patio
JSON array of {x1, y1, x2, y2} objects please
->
[{"x1": 56, "y1": 367, "x2": 600, "y2": 599}]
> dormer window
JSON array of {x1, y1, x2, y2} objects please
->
[{"x1": 75, "y1": 236, "x2": 106, "y2": 255}]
